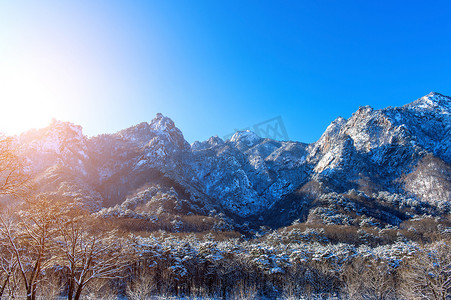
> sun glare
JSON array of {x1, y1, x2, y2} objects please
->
[{"x1": 0, "y1": 55, "x2": 72, "y2": 135}]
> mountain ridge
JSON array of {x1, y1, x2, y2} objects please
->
[{"x1": 3, "y1": 92, "x2": 450, "y2": 229}]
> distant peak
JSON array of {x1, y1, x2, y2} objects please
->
[
  {"x1": 18, "y1": 119, "x2": 86, "y2": 153},
  {"x1": 207, "y1": 135, "x2": 224, "y2": 145},
  {"x1": 333, "y1": 116, "x2": 347, "y2": 125},
  {"x1": 424, "y1": 92, "x2": 450, "y2": 101},
  {"x1": 357, "y1": 105, "x2": 374, "y2": 113},
  {"x1": 426, "y1": 91, "x2": 446, "y2": 98},
  {"x1": 230, "y1": 130, "x2": 262, "y2": 147},
  {"x1": 48, "y1": 119, "x2": 84, "y2": 136},
  {"x1": 406, "y1": 92, "x2": 451, "y2": 112},
  {"x1": 50, "y1": 118, "x2": 68, "y2": 126},
  {"x1": 191, "y1": 135, "x2": 224, "y2": 151},
  {"x1": 150, "y1": 113, "x2": 175, "y2": 131}
]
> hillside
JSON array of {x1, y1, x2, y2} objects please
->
[{"x1": 1, "y1": 92, "x2": 447, "y2": 232}]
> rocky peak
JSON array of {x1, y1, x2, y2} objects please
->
[
  {"x1": 16, "y1": 119, "x2": 89, "y2": 175},
  {"x1": 207, "y1": 135, "x2": 224, "y2": 146},
  {"x1": 323, "y1": 116, "x2": 347, "y2": 138},
  {"x1": 118, "y1": 122, "x2": 155, "y2": 147},
  {"x1": 49, "y1": 118, "x2": 84, "y2": 137},
  {"x1": 191, "y1": 136, "x2": 225, "y2": 151},
  {"x1": 118, "y1": 114, "x2": 189, "y2": 150},
  {"x1": 356, "y1": 105, "x2": 374, "y2": 114},
  {"x1": 229, "y1": 130, "x2": 263, "y2": 151},
  {"x1": 405, "y1": 92, "x2": 451, "y2": 114},
  {"x1": 19, "y1": 119, "x2": 86, "y2": 153},
  {"x1": 307, "y1": 116, "x2": 346, "y2": 160},
  {"x1": 150, "y1": 113, "x2": 176, "y2": 131}
]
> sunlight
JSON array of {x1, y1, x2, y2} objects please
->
[{"x1": 0, "y1": 53, "x2": 73, "y2": 135}]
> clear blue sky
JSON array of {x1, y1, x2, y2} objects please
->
[{"x1": 1, "y1": 1, "x2": 450, "y2": 143}]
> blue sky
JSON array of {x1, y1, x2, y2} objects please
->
[{"x1": 1, "y1": 1, "x2": 450, "y2": 143}]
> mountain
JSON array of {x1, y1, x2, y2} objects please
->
[
  {"x1": 264, "y1": 92, "x2": 450, "y2": 227},
  {"x1": 5, "y1": 92, "x2": 450, "y2": 230}
]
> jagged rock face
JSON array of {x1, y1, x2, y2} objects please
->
[
  {"x1": 187, "y1": 134, "x2": 309, "y2": 216},
  {"x1": 8, "y1": 92, "x2": 451, "y2": 223},
  {"x1": 18, "y1": 119, "x2": 89, "y2": 175},
  {"x1": 15, "y1": 120, "x2": 102, "y2": 211},
  {"x1": 119, "y1": 113, "x2": 190, "y2": 150},
  {"x1": 307, "y1": 93, "x2": 450, "y2": 198},
  {"x1": 87, "y1": 114, "x2": 192, "y2": 208}
]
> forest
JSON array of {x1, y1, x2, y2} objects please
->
[{"x1": 1, "y1": 194, "x2": 451, "y2": 299}]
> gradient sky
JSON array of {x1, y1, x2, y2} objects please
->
[{"x1": 1, "y1": 1, "x2": 450, "y2": 143}]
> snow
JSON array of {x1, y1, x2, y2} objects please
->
[
  {"x1": 7, "y1": 92, "x2": 451, "y2": 221},
  {"x1": 230, "y1": 130, "x2": 262, "y2": 146}
]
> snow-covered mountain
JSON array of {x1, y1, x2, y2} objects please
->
[{"x1": 9, "y1": 92, "x2": 451, "y2": 228}]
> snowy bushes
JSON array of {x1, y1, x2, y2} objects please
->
[{"x1": 1, "y1": 197, "x2": 450, "y2": 299}]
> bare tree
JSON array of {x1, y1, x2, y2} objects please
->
[
  {"x1": 126, "y1": 269, "x2": 156, "y2": 300},
  {"x1": 342, "y1": 257, "x2": 396, "y2": 300},
  {"x1": 55, "y1": 215, "x2": 133, "y2": 300},
  {"x1": 0, "y1": 195, "x2": 60, "y2": 300},
  {"x1": 0, "y1": 137, "x2": 31, "y2": 299},
  {"x1": 0, "y1": 137, "x2": 28, "y2": 197},
  {"x1": 0, "y1": 230, "x2": 18, "y2": 300},
  {"x1": 402, "y1": 241, "x2": 451, "y2": 300}
]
